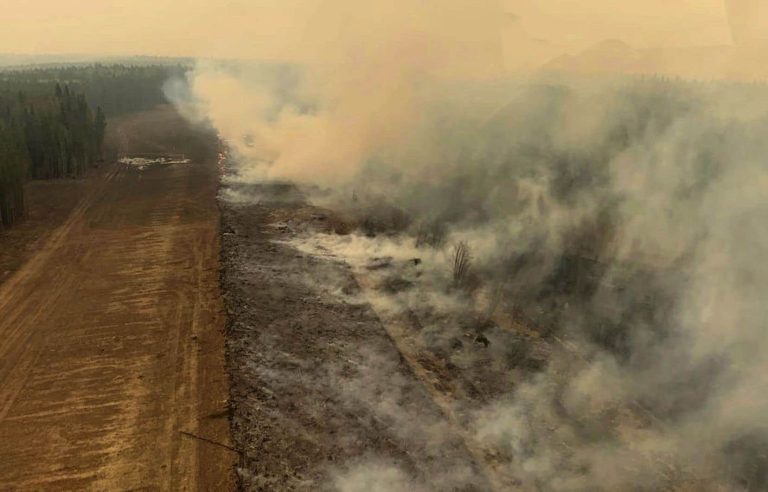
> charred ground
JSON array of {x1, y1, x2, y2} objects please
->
[{"x1": 220, "y1": 182, "x2": 496, "y2": 490}]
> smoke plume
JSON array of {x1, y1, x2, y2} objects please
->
[
  {"x1": 169, "y1": 0, "x2": 504, "y2": 185},
  {"x1": 168, "y1": 1, "x2": 768, "y2": 489}
]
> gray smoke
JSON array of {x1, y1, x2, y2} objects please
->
[
  {"x1": 170, "y1": 55, "x2": 768, "y2": 490},
  {"x1": 346, "y1": 79, "x2": 768, "y2": 489}
]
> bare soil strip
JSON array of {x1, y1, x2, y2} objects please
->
[
  {"x1": 0, "y1": 172, "x2": 101, "y2": 286},
  {"x1": 0, "y1": 108, "x2": 234, "y2": 490}
]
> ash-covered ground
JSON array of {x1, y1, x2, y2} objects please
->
[
  {"x1": 220, "y1": 173, "x2": 768, "y2": 491},
  {"x1": 220, "y1": 181, "x2": 505, "y2": 491}
]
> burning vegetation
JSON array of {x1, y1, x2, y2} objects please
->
[
  {"x1": 205, "y1": 75, "x2": 768, "y2": 490},
  {"x1": 168, "y1": 2, "x2": 768, "y2": 489}
]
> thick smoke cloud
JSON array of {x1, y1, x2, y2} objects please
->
[
  {"x1": 169, "y1": 0, "x2": 504, "y2": 185},
  {"x1": 452, "y1": 82, "x2": 768, "y2": 490},
  {"x1": 274, "y1": 81, "x2": 768, "y2": 489},
  {"x1": 168, "y1": 1, "x2": 768, "y2": 489}
]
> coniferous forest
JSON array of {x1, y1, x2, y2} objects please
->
[{"x1": 0, "y1": 64, "x2": 184, "y2": 230}]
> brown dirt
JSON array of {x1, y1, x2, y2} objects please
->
[
  {"x1": 0, "y1": 168, "x2": 101, "y2": 285},
  {"x1": 0, "y1": 106, "x2": 235, "y2": 490}
]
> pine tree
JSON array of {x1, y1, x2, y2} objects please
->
[{"x1": 94, "y1": 106, "x2": 106, "y2": 159}]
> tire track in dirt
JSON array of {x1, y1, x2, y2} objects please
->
[
  {"x1": 0, "y1": 165, "x2": 123, "y2": 424},
  {"x1": 0, "y1": 108, "x2": 233, "y2": 490}
]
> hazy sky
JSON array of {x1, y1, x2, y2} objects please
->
[{"x1": 1, "y1": 0, "x2": 735, "y2": 62}]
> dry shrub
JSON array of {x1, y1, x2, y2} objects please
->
[
  {"x1": 453, "y1": 241, "x2": 472, "y2": 288},
  {"x1": 415, "y1": 221, "x2": 447, "y2": 249},
  {"x1": 356, "y1": 203, "x2": 411, "y2": 237}
]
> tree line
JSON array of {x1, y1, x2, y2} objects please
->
[
  {"x1": 0, "y1": 64, "x2": 185, "y2": 230},
  {"x1": 0, "y1": 84, "x2": 106, "y2": 229},
  {"x1": 0, "y1": 64, "x2": 186, "y2": 117}
]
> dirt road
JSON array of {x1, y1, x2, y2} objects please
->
[{"x1": 0, "y1": 108, "x2": 234, "y2": 490}]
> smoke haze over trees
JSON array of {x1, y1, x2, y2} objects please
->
[{"x1": 1, "y1": 64, "x2": 187, "y2": 116}]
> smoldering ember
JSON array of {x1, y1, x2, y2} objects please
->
[{"x1": 0, "y1": 1, "x2": 767, "y2": 491}]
